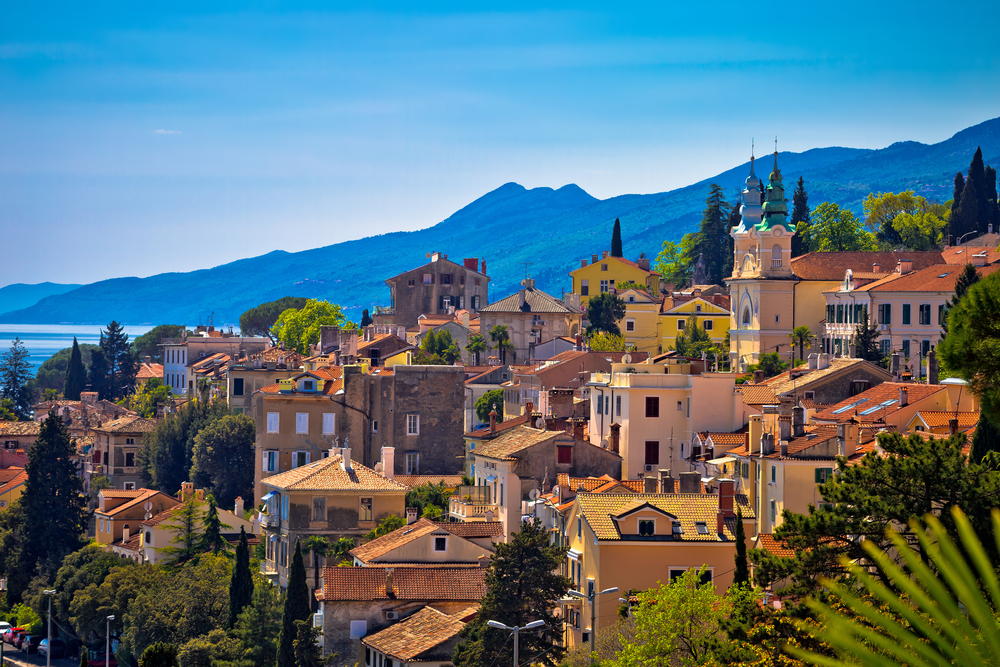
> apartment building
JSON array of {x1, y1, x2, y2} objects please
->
[
  {"x1": 162, "y1": 326, "x2": 269, "y2": 396},
  {"x1": 90, "y1": 416, "x2": 158, "y2": 490},
  {"x1": 479, "y1": 279, "x2": 583, "y2": 363},
  {"x1": 568, "y1": 250, "x2": 660, "y2": 309},
  {"x1": 227, "y1": 348, "x2": 306, "y2": 415},
  {"x1": 381, "y1": 252, "x2": 490, "y2": 328}
]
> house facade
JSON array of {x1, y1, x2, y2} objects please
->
[
  {"x1": 657, "y1": 289, "x2": 730, "y2": 355},
  {"x1": 91, "y1": 416, "x2": 158, "y2": 490},
  {"x1": 568, "y1": 251, "x2": 660, "y2": 309},
  {"x1": 227, "y1": 348, "x2": 305, "y2": 415},
  {"x1": 381, "y1": 253, "x2": 490, "y2": 329},
  {"x1": 161, "y1": 327, "x2": 269, "y2": 396},
  {"x1": 478, "y1": 279, "x2": 583, "y2": 364},
  {"x1": 95, "y1": 488, "x2": 181, "y2": 547}
]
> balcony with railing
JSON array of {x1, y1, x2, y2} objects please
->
[{"x1": 448, "y1": 485, "x2": 498, "y2": 522}]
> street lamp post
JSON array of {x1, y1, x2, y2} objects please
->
[
  {"x1": 567, "y1": 586, "x2": 618, "y2": 663},
  {"x1": 106, "y1": 615, "x2": 115, "y2": 667},
  {"x1": 618, "y1": 596, "x2": 632, "y2": 619},
  {"x1": 486, "y1": 619, "x2": 545, "y2": 667},
  {"x1": 43, "y1": 589, "x2": 56, "y2": 667}
]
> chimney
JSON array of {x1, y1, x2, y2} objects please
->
[
  {"x1": 973, "y1": 252, "x2": 988, "y2": 267},
  {"x1": 145, "y1": 355, "x2": 152, "y2": 364},
  {"x1": 195, "y1": 489, "x2": 204, "y2": 501},
  {"x1": 779, "y1": 441, "x2": 788, "y2": 457},
  {"x1": 381, "y1": 447, "x2": 395, "y2": 479},
  {"x1": 897, "y1": 258, "x2": 913, "y2": 274},
  {"x1": 779, "y1": 417, "x2": 791, "y2": 442},
  {"x1": 180, "y1": 481, "x2": 194, "y2": 501},
  {"x1": 406, "y1": 507, "x2": 418, "y2": 524},
  {"x1": 575, "y1": 334, "x2": 582, "y2": 351},
  {"x1": 573, "y1": 419, "x2": 585, "y2": 441},
  {"x1": 123, "y1": 524, "x2": 130, "y2": 543},
  {"x1": 637, "y1": 253, "x2": 650, "y2": 271},
  {"x1": 872, "y1": 262, "x2": 880, "y2": 273},
  {"x1": 748, "y1": 415, "x2": 763, "y2": 456},
  {"x1": 592, "y1": 254, "x2": 599, "y2": 264},
  {"x1": 949, "y1": 418, "x2": 959, "y2": 436},
  {"x1": 848, "y1": 343, "x2": 856, "y2": 358},
  {"x1": 489, "y1": 407, "x2": 497, "y2": 434},
  {"x1": 718, "y1": 479, "x2": 735, "y2": 516},
  {"x1": 234, "y1": 496, "x2": 244, "y2": 517},
  {"x1": 761, "y1": 433, "x2": 775, "y2": 456},
  {"x1": 818, "y1": 353, "x2": 830, "y2": 370},
  {"x1": 580, "y1": 259, "x2": 588, "y2": 268},
  {"x1": 643, "y1": 476, "x2": 657, "y2": 493},
  {"x1": 792, "y1": 406, "x2": 805, "y2": 437},
  {"x1": 753, "y1": 370, "x2": 765, "y2": 384},
  {"x1": 519, "y1": 289, "x2": 527, "y2": 309},
  {"x1": 657, "y1": 469, "x2": 673, "y2": 493},
  {"x1": 525, "y1": 401, "x2": 534, "y2": 415},
  {"x1": 602, "y1": 251, "x2": 610, "y2": 259},
  {"x1": 341, "y1": 448, "x2": 353, "y2": 471},
  {"x1": 385, "y1": 568, "x2": 395, "y2": 598},
  {"x1": 481, "y1": 259, "x2": 487, "y2": 276},
  {"x1": 928, "y1": 348, "x2": 939, "y2": 385},
  {"x1": 899, "y1": 387, "x2": 908, "y2": 407},
  {"x1": 717, "y1": 510, "x2": 725, "y2": 535},
  {"x1": 679, "y1": 471, "x2": 701, "y2": 493},
  {"x1": 807, "y1": 353, "x2": 818, "y2": 370},
  {"x1": 462, "y1": 311, "x2": 470, "y2": 329},
  {"x1": 609, "y1": 423, "x2": 621, "y2": 453},
  {"x1": 463, "y1": 258, "x2": 479, "y2": 272},
  {"x1": 891, "y1": 352, "x2": 902, "y2": 380}
]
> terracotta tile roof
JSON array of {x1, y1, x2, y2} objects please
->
[
  {"x1": 97, "y1": 488, "x2": 171, "y2": 517},
  {"x1": 350, "y1": 518, "x2": 447, "y2": 562},
  {"x1": 465, "y1": 413, "x2": 532, "y2": 438},
  {"x1": 112, "y1": 533, "x2": 143, "y2": 553},
  {"x1": 479, "y1": 286, "x2": 579, "y2": 314},
  {"x1": 813, "y1": 382, "x2": 946, "y2": 422},
  {"x1": 789, "y1": 251, "x2": 945, "y2": 281},
  {"x1": 576, "y1": 492, "x2": 753, "y2": 541},
  {"x1": 258, "y1": 367, "x2": 345, "y2": 395},
  {"x1": 233, "y1": 346, "x2": 306, "y2": 367},
  {"x1": 700, "y1": 432, "x2": 748, "y2": 447},
  {"x1": 754, "y1": 533, "x2": 795, "y2": 558},
  {"x1": 941, "y1": 246, "x2": 1000, "y2": 265},
  {"x1": 436, "y1": 521, "x2": 503, "y2": 538},
  {"x1": 141, "y1": 505, "x2": 183, "y2": 527},
  {"x1": 912, "y1": 411, "x2": 980, "y2": 430},
  {"x1": 99, "y1": 489, "x2": 149, "y2": 499},
  {"x1": 0, "y1": 467, "x2": 27, "y2": 492},
  {"x1": 317, "y1": 566, "x2": 487, "y2": 601},
  {"x1": 362, "y1": 606, "x2": 466, "y2": 662},
  {"x1": 866, "y1": 263, "x2": 1000, "y2": 293},
  {"x1": 0, "y1": 421, "x2": 42, "y2": 436},
  {"x1": 474, "y1": 426, "x2": 556, "y2": 460},
  {"x1": 92, "y1": 415, "x2": 158, "y2": 434},
  {"x1": 728, "y1": 424, "x2": 892, "y2": 460},
  {"x1": 393, "y1": 475, "x2": 465, "y2": 488},
  {"x1": 262, "y1": 455, "x2": 408, "y2": 492},
  {"x1": 759, "y1": 359, "x2": 891, "y2": 397},
  {"x1": 557, "y1": 473, "x2": 643, "y2": 493},
  {"x1": 136, "y1": 362, "x2": 164, "y2": 381},
  {"x1": 358, "y1": 333, "x2": 409, "y2": 353},
  {"x1": 736, "y1": 384, "x2": 778, "y2": 406}
]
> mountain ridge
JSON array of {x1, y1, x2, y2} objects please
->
[{"x1": 3, "y1": 116, "x2": 999, "y2": 326}]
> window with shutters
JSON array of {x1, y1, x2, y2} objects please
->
[
  {"x1": 293, "y1": 451, "x2": 310, "y2": 468},
  {"x1": 323, "y1": 413, "x2": 335, "y2": 435},
  {"x1": 266, "y1": 412, "x2": 279, "y2": 433},
  {"x1": 313, "y1": 497, "x2": 326, "y2": 521},
  {"x1": 645, "y1": 397, "x2": 659, "y2": 418},
  {"x1": 580, "y1": 279, "x2": 589, "y2": 296},
  {"x1": 815, "y1": 467, "x2": 834, "y2": 483},
  {"x1": 557, "y1": 445, "x2": 573, "y2": 465},
  {"x1": 422, "y1": 273, "x2": 433, "y2": 284},
  {"x1": 360, "y1": 497, "x2": 373, "y2": 521},
  {"x1": 616, "y1": 396, "x2": 621, "y2": 416},
  {"x1": 638, "y1": 520, "x2": 654, "y2": 536},
  {"x1": 262, "y1": 450, "x2": 278, "y2": 472},
  {"x1": 836, "y1": 304, "x2": 843, "y2": 323},
  {"x1": 919, "y1": 304, "x2": 931, "y2": 325},
  {"x1": 902, "y1": 303, "x2": 911, "y2": 325},
  {"x1": 704, "y1": 319, "x2": 713, "y2": 330},
  {"x1": 440, "y1": 274, "x2": 452, "y2": 285},
  {"x1": 295, "y1": 413, "x2": 309, "y2": 434},
  {"x1": 644, "y1": 441, "x2": 659, "y2": 465}
]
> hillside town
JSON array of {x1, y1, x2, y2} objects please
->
[{"x1": 2, "y1": 145, "x2": 1000, "y2": 667}]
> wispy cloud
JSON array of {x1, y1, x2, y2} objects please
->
[{"x1": 153, "y1": 129, "x2": 181, "y2": 135}]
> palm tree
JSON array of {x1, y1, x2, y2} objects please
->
[
  {"x1": 302, "y1": 535, "x2": 329, "y2": 610},
  {"x1": 788, "y1": 325, "x2": 816, "y2": 364},
  {"x1": 489, "y1": 325, "x2": 511, "y2": 364},
  {"x1": 465, "y1": 334, "x2": 488, "y2": 366},
  {"x1": 330, "y1": 537, "x2": 355, "y2": 566}
]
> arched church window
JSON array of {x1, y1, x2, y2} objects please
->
[
  {"x1": 742, "y1": 308, "x2": 751, "y2": 327},
  {"x1": 771, "y1": 245, "x2": 782, "y2": 268}
]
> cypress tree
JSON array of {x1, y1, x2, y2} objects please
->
[
  {"x1": 951, "y1": 171, "x2": 965, "y2": 235},
  {"x1": 359, "y1": 309, "x2": 373, "y2": 328},
  {"x1": 63, "y1": 337, "x2": 87, "y2": 401},
  {"x1": 277, "y1": 541, "x2": 311, "y2": 667},
  {"x1": 942, "y1": 263, "x2": 981, "y2": 336},
  {"x1": 88, "y1": 348, "x2": 110, "y2": 400},
  {"x1": 790, "y1": 176, "x2": 811, "y2": 257},
  {"x1": 733, "y1": 508, "x2": 750, "y2": 586},
  {"x1": 969, "y1": 147, "x2": 988, "y2": 231},
  {"x1": 228, "y1": 527, "x2": 254, "y2": 628},
  {"x1": 198, "y1": 493, "x2": 231, "y2": 554},
  {"x1": 610, "y1": 218, "x2": 623, "y2": 257},
  {"x1": 955, "y1": 174, "x2": 981, "y2": 241},
  {"x1": 984, "y1": 165, "x2": 999, "y2": 231},
  {"x1": 971, "y1": 414, "x2": 1000, "y2": 463},
  {"x1": 15, "y1": 412, "x2": 88, "y2": 600}
]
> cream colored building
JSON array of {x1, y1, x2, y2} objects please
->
[
  {"x1": 620, "y1": 288, "x2": 661, "y2": 353},
  {"x1": 478, "y1": 279, "x2": 583, "y2": 363},
  {"x1": 587, "y1": 358, "x2": 742, "y2": 481}
]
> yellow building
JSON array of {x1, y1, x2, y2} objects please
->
[
  {"x1": 561, "y1": 481, "x2": 754, "y2": 648},
  {"x1": 569, "y1": 251, "x2": 660, "y2": 309},
  {"x1": 0, "y1": 466, "x2": 27, "y2": 510},
  {"x1": 657, "y1": 290, "x2": 731, "y2": 354},
  {"x1": 619, "y1": 288, "x2": 660, "y2": 353}
]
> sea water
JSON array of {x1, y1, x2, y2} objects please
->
[{"x1": 0, "y1": 324, "x2": 155, "y2": 373}]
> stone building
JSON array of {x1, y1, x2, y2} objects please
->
[
  {"x1": 478, "y1": 279, "x2": 583, "y2": 363},
  {"x1": 381, "y1": 252, "x2": 490, "y2": 329}
]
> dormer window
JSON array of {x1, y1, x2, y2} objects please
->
[
  {"x1": 672, "y1": 521, "x2": 683, "y2": 536},
  {"x1": 695, "y1": 522, "x2": 709, "y2": 535},
  {"x1": 302, "y1": 380, "x2": 314, "y2": 391},
  {"x1": 638, "y1": 520, "x2": 654, "y2": 536}
]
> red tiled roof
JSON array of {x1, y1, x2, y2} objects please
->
[
  {"x1": 736, "y1": 384, "x2": 778, "y2": 406},
  {"x1": 97, "y1": 489, "x2": 176, "y2": 517},
  {"x1": 437, "y1": 521, "x2": 503, "y2": 538},
  {"x1": 350, "y1": 518, "x2": 447, "y2": 562},
  {"x1": 92, "y1": 415, "x2": 158, "y2": 434},
  {"x1": 474, "y1": 426, "x2": 556, "y2": 460},
  {"x1": 0, "y1": 421, "x2": 42, "y2": 436},
  {"x1": 754, "y1": 533, "x2": 795, "y2": 558},
  {"x1": 361, "y1": 606, "x2": 467, "y2": 662},
  {"x1": 813, "y1": 382, "x2": 946, "y2": 422},
  {"x1": 557, "y1": 473, "x2": 643, "y2": 493},
  {"x1": 465, "y1": 413, "x2": 532, "y2": 438},
  {"x1": 392, "y1": 475, "x2": 465, "y2": 488},
  {"x1": 136, "y1": 363, "x2": 164, "y2": 381},
  {"x1": 866, "y1": 263, "x2": 1000, "y2": 293},
  {"x1": 912, "y1": 411, "x2": 980, "y2": 430},
  {"x1": 0, "y1": 467, "x2": 27, "y2": 492},
  {"x1": 790, "y1": 251, "x2": 945, "y2": 281},
  {"x1": 262, "y1": 455, "x2": 407, "y2": 492},
  {"x1": 941, "y1": 246, "x2": 1000, "y2": 266},
  {"x1": 317, "y1": 566, "x2": 487, "y2": 601}
]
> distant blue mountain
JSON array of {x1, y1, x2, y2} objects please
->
[
  {"x1": 3, "y1": 116, "x2": 999, "y2": 326},
  {"x1": 0, "y1": 282, "x2": 82, "y2": 314}
]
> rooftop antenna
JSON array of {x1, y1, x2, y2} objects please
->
[{"x1": 521, "y1": 262, "x2": 534, "y2": 280}]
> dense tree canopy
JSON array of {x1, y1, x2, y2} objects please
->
[
  {"x1": 939, "y1": 270, "x2": 1000, "y2": 418},
  {"x1": 61, "y1": 338, "x2": 91, "y2": 399},
  {"x1": 190, "y1": 413, "x2": 255, "y2": 508},
  {"x1": 131, "y1": 325, "x2": 186, "y2": 363},
  {"x1": 474, "y1": 389, "x2": 503, "y2": 425},
  {"x1": 0, "y1": 337, "x2": 33, "y2": 419},
  {"x1": 810, "y1": 202, "x2": 876, "y2": 252},
  {"x1": 686, "y1": 184, "x2": 730, "y2": 286},
  {"x1": 586, "y1": 292, "x2": 627, "y2": 336},
  {"x1": 271, "y1": 299, "x2": 351, "y2": 354},
  {"x1": 238, "y1": 297, "x2": 308, "y2": 343},
  {"x1": 100, "y1": 321, "x2": 138, "y2": 401},
  {"x1": 790, "y1": 177, "x2": 811, "y2": 257},
  {"x1": 139, "y1": 398, "x2": 234, "y2": 495}
]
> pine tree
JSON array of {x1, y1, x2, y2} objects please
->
[
  {"x1": 292, "y1": 620, "x2": 324, "y2": 667},
  {"x1": 686, "y1": 184, "x2": 729, "y2": 286},
  {"x1": 198, "y1": 494, "x2": 231, "y2": 554},
  {"x1": 951, "y1": 171, "x2": 965, "y2": 232},
  {"x1": 160, "y1": 496, "x2": 204, "y2": 566},
  {"x1": 954, "y1": 173, "x2": 981, "y2": 240},
  {"x1": 942, "y1": 263, "x2": 981, "y2": 336},
  {"x1": 0, "y1": 337, "x2": 33, "y2": 420},
  {"x1": 101, "y1": 321, "x2": 138, "y2": 401},
  {"x1": 88, "y1": 348, "x2": 110, "y2": 400},
  {"x1": 733, "y1": 508, "x2": 749, "y2": 586},
  {"x1": 790, "y1": 176, "x2": 811, "y2": 257},
  {"x1": 277, "y1": 541, "x2": 311, "y2": 667},
  {"x1": 15, "y1": 412, "x2": 88, "y2": 601},
  {"x1": 610, "y1": 218, "x2": 623, "y2": 257},
  {"x1": 971, "y1": 414, "x2": 1000, "y2": 463},
  {"x1": 228, "y1": 527, "x2": 254, "y2": 628},
  {"x1": 359, "y1": 309, "x2": 373, "y2": 328},
  {"x1": 63, "y1": 337, "x2": 87, "y2": 401},
  {"x1": 453, "y1": 519, "x2": 570, "y2": 667}
]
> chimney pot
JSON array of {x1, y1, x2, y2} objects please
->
[
  {"x1": 643, "y1": 476, "x2": 657, "y2": 493},
  {"x1": 381, "y1": 446, "x2": 395, "y2": 479},
  {"x1": 753, "y1": 370, "x2": 765, "y2": 384},
  {"x1": 718, "y1": 479, "x2": 735, "y2": 516},
  {"x1": 792, "y1": 406, "x2": 805, "y2": 437},
  {"x1": 341, "y1": 447, "x2": 353, "y2": 471},
  {"x1": 609, "y1": 423, "x2": 621, "y2": 453},
  {"x1": 234, "y1": 496, "x2": 244, "y2": 517},
  {"x1": 406, "y1": 507, "x2": 418, "y2": 524},
  {"x1": 899, "y1": 387, "x2": 908, "y2": 407},
  {"x1": 949, "y1": 418, "x2": 959, "y2": 436},
  {"x1": 385, "y1": 568, "x2": 395, "y2": 597},
  {"x1": 679, "y1": 471, "x2": 701, "y2": 493}
]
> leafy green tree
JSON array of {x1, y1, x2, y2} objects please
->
[
  {"x1": 178, "y1": 629, "x2": 242, "y2": 667},
  {"x1": 453, "y1": 518, "x2": 569, "y2": 667},
  {"x1": 131, "y1": 325, "x2": 186, "y2": 363},
  {"x1": 364, "y1": 515, "x2": 405, "y2": 541},
  {"x1": 12, "y1": 413, "x2": 88, "y2": 602},
  {"x1": 239, "y1": 297, "x2": 308, "y2": 344},
  {"x1": 140, "y1": 643, "x2": 179, "y2": 667},
  {"x1": 892, "y1": 209, "x2": 947, "y2": 249},
  {"x1": 589, "y1": 331, "x2": 627, "y2": 352},
  {"x1": 359, "y1": 308, "x2": 373, "y2": 328},
  {"x1": 198, "y1": 494, "x2": 232, "y2": 554},
  {"x1": 272, "y1": 299, "x2": 350, "y2": 354},
  {"x1": 122, "y1": 377, "x2": 173, "y2": 418},
  {"x1": 160, "y1": 496, "x2": 204, "y2": 566},
  {"x1": 415, "y1": 328, "x2": 461, "y2": 365},
  {"x1": 465, "y1": 334, "x2": 488, "y2": 365},
  {"x1": 586, "y1": 292, "x2": 626, "y2": 336},
  {"x1": 62, "y1": 338, "x2": 89, "y2": 400},
  {"x1": 88, "y1": 348, "x2": 110, "y2": 400},
  {"x1": 734, "y1": 508, "x2": 749, "y2": 587},
  {"x1": 139, "y1": 397, "x2": 234, "y2": 494},
  {"x1": 292, "y1": 620, "x2": 324, "y2": 667},
  {"x1": 277, "y1": 541, "x2": 311, "y2": 667},
  {"x1": 746, "y1": 352, "x2": 788, "y2": 380},
  {"x1": 685, "y1": 184, "x2": 730, "y2": 286},
  {"x1": 228, "y1": 527, "x2": 254, "y2": 629},
  {"x1": 751, "y1": 431, "x2": 1000, "y2": 600},
  {"x1": 810, "y1": 202, "x2": 876, "y2": 251},
  {"x1": 40, "y1": 543, "x2": 125, "y2": 629},
  {"x1": 941, "y1": 262, "x2": 981, "y2": 336},
  {"x1": 863, "y1": 190, "x2": 922, "y2": 243},
  {"x1": 939, "y1": 270, "x2": 1000, "y2": 417},
  {"x1": 488, "y1": 325, "x2": 512, "y2": 364},
  {"x1": 329, "y1": 537, "x2": 355, "y2": 566},
  {"x1": 610, "y1": 218, "x2": 623, "y2": 258},
  {"x1": 100, "y1": 321, "x2": 138, "y2": 401},
  {"x1": 0, "y1": 397, "x2": 17, "y2": 420},
  {"x1": 790, "y1": 177, "x2": 811, "y2": 257},
  {"x1": 190, "y1": 413, "x2": 255, "y2": 508},
  {"x1": 406, "y1": 482, "x2": 452, "y2": 520},
  {"x1": 0, "y1": 337, "x2": 32, "y2": 419},
  {"x1": 672, "y1": 315, "x2": 714, "y2": 358},
  {"x1": 653, "y1": 239, "x2": 693, "y2": 286},
  {"x1": 475, "y1": 389, "x2": 503, "y2": 425},
  {"x1": 788, "y1": 326, "x2": 816, "y2": 364},
  {"x1": 853, "y1": 310, "x2": 883, "y2": 363},
  {"x1": 302, "y1": 536, "x2": 329, "y2": 609}
]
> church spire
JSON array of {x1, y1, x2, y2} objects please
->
[{"x1": 737, "y1": 140, "x2": 762, "y2": 231}]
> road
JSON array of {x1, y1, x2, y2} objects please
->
[{"x1": 0, "y1": 640, "x2": 78, "y2": 667}]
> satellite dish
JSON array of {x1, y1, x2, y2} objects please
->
[
  {"x1": 529, "y1": 489, "x2": 541, "y2": 500},
  {"x1": 552, "y1": 485, "x2": 560, "y2": 497},
  {"x1": 622, "y1": 353, "x2": 632, "y2": 364},
  {"x1": 144, "y1": 502, "x2": 153, "y2": 511}
]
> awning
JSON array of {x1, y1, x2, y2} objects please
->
[
  {"x1": 485, "y1": 475, "x2": 497, "y2": 482},
  {"x1": 706, "y1": 456, "x2": 737, "y2": 466},
  {"x1": 260, "y1": 491, "x2": 275, "y2": 503},
  {"x1": 567, "y1": 548, "x2": 582, "y2": 559}
]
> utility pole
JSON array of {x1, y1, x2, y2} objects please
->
[
  {"x1": 568, "y1": 585, "x2": 619, "y2": 664},
  {"x1": 486, "y1": 619, "x2": 545, "y2": 667},
  {"x1": 43, "y1": 589, "x2": 55, "y2": 667}
]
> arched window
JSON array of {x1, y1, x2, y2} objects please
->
[
  {"x1": 742, "y1": 308, "x2": 751, "y2": 327},
  {"x1": 771, "y1": 244, "x2": 783, "y2": 268}
]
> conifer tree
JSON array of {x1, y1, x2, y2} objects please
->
[
  {"x1": 292, "y1": 620, "x2": 324, "y2": 667},
  {"x1": 941, "y1": 263, "x2": 981, "y2": 336},
  {"x1": 724, "y1": 199, "x2": 740, "y2": 277},
  {"x1": 359, "y1": 309, "x2": 373, "y2": 328},
  {"x1": 0, "y1": 337, "x2": 32, "y2": 419},
  {"x1": 453, "y1": 519, "x2": 570, "y2": 667},
  {"x1": 228, "y1": 527, "x2": 254, "y2": 628},
  {"x1": 198, "y1": 494, "x2": 231, "y2": 554},
  {"x1": 686, "y1": 184, "x2": 729, "y2": 286},
  {"x1": 160, "y1": 496, "x2": 204, "y2": 566},
  {"x1": 610, "y1": 218, "x2": 623, "y2": 257},
  {"x1": 733, "y1": 508, "x2": 749, "y2": 587},
  {"x1": 88, "y1": 348, "x2": 110, "y2": 400},
  {"x1": 971, "y1": 414, "x2": 1000, "y2": 464},
  {"x1": 15, "y1": 412, "x2": 88, "y2": 600},
  {"x1": 969, "y1": 147, "x2": 988, "y2": 231},
  {"x1": 985, "y1": 165, "x2": 999, "y2": 230},
  {"x1": 277, "y1": 541, "x2": 311, "y2": 667},
  {"x1": 954, "y1": 174, "x2": 981, "y2": 240},
  {"x1": 101, "y1": 321, "x2": 138, "y2": 401},
  {"x1": 951, "y1": 171, "x2": 965, "y2": 230},
  {"x1": 853, "y1": 309, "x2": 883, "y2": 363},
  {"x1": 790, "y1": 176, "x2": 811, "y2": 257},
  {"x1": 63, "y1": 337, "x2": 87, "y2": 401}
]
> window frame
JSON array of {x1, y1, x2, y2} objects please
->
[
  {"x1": 313, "y1": 496, "x2": 326, "y2": 522},
  {"x1": 644, "y1": 441, "x2": 659, "y2": 466},
  {"x1": 293, "y1": 451, "x2": 311, "y2": 468},
  {"x1": 645, "y1": 396, "x2": 659, "y2": 418},
  {"x1": 433, "y1": 536, "x2": 448, "y2": 552},
  {"x1": 406, "y1": 413, "x2": 420, "y2": 436},
  {"x1": 360, "y1": 497, "x2": 373, "y2": 522},
  {"x1": 405, "y1": 452, "x2": 419, "y2": 474},
  {"x1": 266, "y1": 412, "x2": 280, "y2": 434},
  {"x1": 322, "y1": 413, "x2": 336, "y2": 435},
  {"x1": 262, "y1": 450, "x2": 279, "y2": 473},
  {"x1": 295, "y1": 412, "x2": 309, "y2": 435}
]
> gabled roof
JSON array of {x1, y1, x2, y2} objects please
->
[
  {"x1": 661, "y1": 296, "x2": 730, "y2": 315},
  {"x1": 557, "y1": 473, "x2": 644, "y2": 493},
  {"x1": 940, "y1": 245, "x2": 1000, "y2": 266},
  {"x1": 0, "y1": 421, "x2": 42, "y2": 436},
  {"x1": 317, "y1": 566, "x2": 487, "y2": 601},
  {"x1": 911, "y1": 411, "x2": 980, "y2": 430},
  {"x1": 754, "y1": 533, "x2": 795, "y2": 558},
  {"x1": 473, "y1": 426, "x2": 557, "y2": 461},
  {"x1": 736, "y1": 384, "x2": 778, "y2": 406},
  {"x1": 790, "y1": 251, "x2": 945, "y2": 281},
  {"x1": 812, "y1": 382, "x2": 946, "y2": 423},
  {"x1": 136, "y1": 362, "x2": 164, "y2": 381},
  {"x1": 759, "y1": 359, "x2": 891, "y2": 397},
  {"x1": 361, "y1": 606, "x2": 468, "y2": 661},
  {"x1": 866, "y1": 263, "x2": 1000, "y2": 293},
  {"x1": 575, "y1": 492, "x2": 753, "y2": 541},
  {"x1": 92, "y1": 415, "x2": 158, "y2": 434},
  {"x1": 350, "y1": 518, "x2": 452, "y2": 563},
  {"x1": 570, "y1": 255, "x2": 660, "y2": 277},
  {"x1": 479, "y1": 286, "x2": 577, "y2": 314},
  {"x1": 437, "y1": 521, "x2": 503, "y2": 538},
  {"x1": 262, "y1": 455, "x2": 407, "y2": 492},
  {"x1": 0, "y1": 467, "x2": 27, "y2": 493},
  {"x1": 97, "y1": 488, "x2": 176, "y2": 517}
]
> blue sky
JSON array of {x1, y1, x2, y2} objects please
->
[{"x1": 1, "y1": 1, "x2": 998, "y2": 288}]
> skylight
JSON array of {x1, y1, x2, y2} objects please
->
[
  {"x1": 938, "y1": 273, "x2": 951, "y2": 278},
  {"x1": 859, "y1": 399, "x2": 898, "y2": 416},
  {"x1": 832, "y1": 398, "x2": 869, "y2": 414},
  {"x1": 695, "y1": 522, "x2": 709, "y2": 535}
]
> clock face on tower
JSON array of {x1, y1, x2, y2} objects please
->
[{"x1": 773, "y1": 227, "x2": 783, "y2": 237}]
